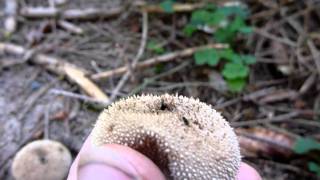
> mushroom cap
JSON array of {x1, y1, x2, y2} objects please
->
[
  {"x1": 11, "y1": 139, "x2": 72, "y2": 180},
  {"x1": 92, "y1": 94, "x2": 241, "y2": 179}
]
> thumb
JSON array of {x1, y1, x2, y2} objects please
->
[{"x1": 67, "y1": 135, "x2": 166, "y2": 180}]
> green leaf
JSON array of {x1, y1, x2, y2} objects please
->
[
  {"x1": 183, "y1": 24, "x2": 197, "y2": 37},
  {"x1": 215, "y1": 28, "x2": 236, "y2": 43},
  {"x1": 154, "y1": 63, "x2": 165, "y2": 74},
  {"x1": 293, "y1": 137, "x2": 320, "y2": 154},
  {"x1": 219, "y1": 5, "x2": 249, "y2": 18},
  {"x1": 147, "y1": 40, "x2": 165, "y2": 54},
  {"x1": 160, "y1": 0, "x2": 174, "y2": 13},
  {"x1": 230, "y1": 16, "x2": 246, "y2": 32},
  {"x1": 239, "y1": 26, "x2": 254, "y2": 34},
  {"x1": 227, "y1": 78, "x2": 246, "y2": 92},
  {"x1": 191, "y1": 10, "x2": 211, "y2": 25},
  {"x1": 194, "y1": 48, "x2": 220, "y2": 66},
  {"x1": 308, "y1": 162, "x2": 320, "y2": 176},
  {"x1": 230, "y1": 53, "x2": 243, "y2": 63},
  {"x1": 241, "y1": 55, "x2": 256, "y2": 65},
  {"x1": 222, "y1": 62, "x2": 249, "y2": 79},
  {"x1": 207, "y1": 10, "x2": 226, "y2": 26},
  {"x1": 218, "y1": 48, "x2": 235, "y2": 60},
  {"x1": 203, "y1": 3, "x2": 216, "y2": 11}
]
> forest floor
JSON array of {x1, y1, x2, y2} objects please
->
[{"x1": 1, "y1": 0, "x2": 320, "y2": 179}]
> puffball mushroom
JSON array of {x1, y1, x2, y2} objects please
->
[
  {"x1": 92, "y1": 94, "x2": 241, "y2": 179},
  {"x1": 11, "y1": 139, "x2": 72, "y2": 180}
]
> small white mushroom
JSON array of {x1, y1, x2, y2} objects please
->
[
  {"x1": 11, "y1": 140, "x2": 72, "y2": 180},
  {"x1": 92, "y1": 94, "x2": 241, "y2": 179}
]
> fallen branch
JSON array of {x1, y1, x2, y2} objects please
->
[
  {"x1": 91, "y1": 43, "x2": 228, "y2": 80},
  {"x1": 0, "y1": 42, "x2": 109, "y2": 101}
]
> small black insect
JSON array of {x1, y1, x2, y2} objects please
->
[
  {"x1": 160, "y1": 99, "x2": 168, "y2": 110},
  {"x1": 182, "y1": 117, "x2": 190, "y2": 126}
]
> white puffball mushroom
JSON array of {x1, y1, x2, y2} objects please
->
[
  {"x1": 92, "y1": 94, "x2": 241, "y2": 180},
  {"x1": 11, "y1": 140, "x2": 72, "y2": 180}
]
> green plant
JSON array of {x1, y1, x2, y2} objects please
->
[
  {"x1": 194, "y1": 47, "x2": 255, "y2": 92},
  {"x1": 158, "y1": 1, "x2": 255, "y2": 92},
  {"x1": 147, "y1": 40, "x2": 165, "y2": 54},
  {"x1": 184, "y1": 3, "x2": 255, "y2": 92},
  {"x1": 293, "y1": 137, "x2": 320, "y2": 176},
  {"x1": 160, "y1": 0, "x2": 174, "y2": 13},
  {"x1": 309, "y1": 162, "x2": 320, "y2": 176},
  {"x1": 294, "y1": 137, "x2": 320, "y2": 154}
]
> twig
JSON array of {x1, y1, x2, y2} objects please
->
[
  {"x1": 242, "y1": 87, "x2": 277, "y2": 102},
  {"x1": 290, "y1": 119, "x2": 320, "y2": 128},
  {"x1": 91, "y1": 43, "x2": 228, "y2": 80},
  {"x1": 213, "y1": 97, "x2": 242, "y2": 109},
  {"x1": 147, "y1": 81, "x2": 211, "y2": 91},
  {"x1": 20, "y1": 6, "x2": 124, "y2": 20},
  {"x1": 17, "y1": 81, "x2": 56, "y2": 124},
  {"x1": 231, "y1": 112, "x2": 300, "y2": 127},
  {"x1": 138, "y1": 2, "x2": 206, "y2": 13},
  {"x1": 49, "y1": 89, "x2": 110, "y2": 106},
  {"x1": 299, "y1": 73, "x2": 317, "y2": 95},
  {"x1": 254, "y1": 28, "x2": 297, "y2": 47},
  {"x1": 57, "y1": 20, "x2": 84, "y2": 34},
  {"x1": 129, "y1": 61, "x2": 190, "y2": 96},
  {"x1": 109, "y1": 11, "x2": 148, "y2": 101},
  {"x1": 129, "y1": 61, "x2": 190, "y2": 95},
  {"x1": 0, "y1": 58, "x2": 29, "y2": 68},
  {"x1": 44, "y1": 105, "x2": 50, "y2": 139},
  {"x1": 4, "y1": 0, "x2": 17, "y2": 34},
  {"x1": 16, "y1": 80, "x2": 57, "y2": 140},
  {"x1": 19, "y1": 2, "x2": 207, "y2": 21},
  {"x1": 307, "y1": 40, "x2": 320, "y2": 75},
  {"x1": 0, "y1": 42, "x2": 109, "y2": 101},
  {"x1": 255, "y1": 159, "x2": 317, "y2": 178}
]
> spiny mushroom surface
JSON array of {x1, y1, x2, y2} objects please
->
[
  {"x1": 92, "y1": 94, "x2": 241, "y2": 180},
  {"x1": 11, "y1": 139, "x2": 72, "y2": 180}
]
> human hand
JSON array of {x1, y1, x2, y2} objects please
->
[{"x1": 67, "y1": 135, "x2": 261, "y2": 180}]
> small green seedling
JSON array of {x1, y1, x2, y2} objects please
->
[
  {"x1": 293, "y1": 137, "x2": 320, "y2": 176},
  {"x1": 194, "y1": 47, "x2": 255, "y2": 92},
  {"x1": 147, "y1": 40, "x2": 165, "y2": 54},
  {"x1": 293, "y1": 137, "x2": 320, "y2": 154},
  {"x1": 185, "y1": 3, "x2": 255, "y2": 92},
  {"x1": 158, "y1": 0, "x2": 255, "y2": 92},
  {"x1": 309, "y1": 162, "x2": 320, "y2": 176}
]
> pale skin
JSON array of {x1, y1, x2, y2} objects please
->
[{"x1": 67, "y1": 135, "x2": 262, "y2": 180}]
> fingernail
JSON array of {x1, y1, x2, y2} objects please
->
[
  {"x1": 77, "y1": 140, "x2": 140, "y2": 179},
  {"x1": 79, "y1": 163, "x2": 133, "y2": 180}
]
